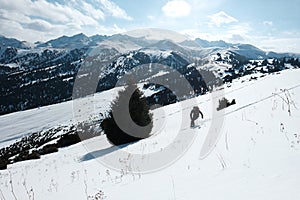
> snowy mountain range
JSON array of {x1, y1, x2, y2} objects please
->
[{"x1": 1, "y1": 32, "x2": 300, "y2": 115}]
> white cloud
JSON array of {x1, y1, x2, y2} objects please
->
[
  {"x1": 162, "y1": 0, "x2": 191, "y2": 18},
  {"x1": 209, "y1": 11, "x2": 238, "y2": 27},
  {"x1": 0, "y1": 0, "x2": 130, "y2": 42},
  {"x1": 81, "y1": 1, "x2": 105, "y2": 20},
  {"x1": 251, "y1": 36, "x2": 300, "y2": 54},
  {"x1": 181, "y1": 22, "x2": 251, "y2": 43},
  {"x1": 189, "y1": 0, "x2": 225, "y2": 11},
  {"x1": 24, "y1": 19, "x2": 53, "y2": 32},
  {"x1": 99, "y1": 0, "x2": 132, "y2": 20}
]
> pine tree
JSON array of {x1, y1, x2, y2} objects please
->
[{"x1": 101, "y1": 81, "x2": 153, "y2": 145}]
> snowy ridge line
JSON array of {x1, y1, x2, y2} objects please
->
[
  {"x1": 224, "y1": 83, "x2": 300, "y2": 117},
  {"x1": 214, "y1": 76, "x2": 268, "y2": 98},
  {"x1": 171, "y1": 73, "x2": 270, "y2": 114},
  {"x1": 196, "y1": 83, "x2": 300, "y2": 125}
]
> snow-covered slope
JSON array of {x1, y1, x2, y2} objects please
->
[
  {"x1": 0, "y1": 89, "x2": 116, "y2": 148},
  {"x1": 0, "y1": 68, "x2": 300, "y2": 199}
]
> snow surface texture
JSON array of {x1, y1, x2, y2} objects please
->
[
  {"x1": 0, "y1": 69, "x2": 300, "y2": 199},
  {"x1": 0, "y1": 89, "x2": 115, "y2": 148}
]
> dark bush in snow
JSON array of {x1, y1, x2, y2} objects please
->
[
  {"x1": 27, "y1": 151, "x2": 41, "y2": 160},
  {"x1": 40, "y1": 144, "x2": 58, "y2": 155},
  {"x1": 14, "y1": 150, "x2": 40, "y2": 162},
  {"x1": 217, "y1": 97, "x2": 236, "y2": 111},
  {"x1": 101, "y1": 81, "x2": 153, "y2": 145},
  {"x1": 56, "y1": 133, "x2": 81, "y2": 148},
  {"x1": 0, "y1": 158, "x2": 7, "y2": 170}
]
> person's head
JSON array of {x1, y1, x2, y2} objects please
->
[{"x1": 193, "y1": 106, "x2": 199, "y2": 110}]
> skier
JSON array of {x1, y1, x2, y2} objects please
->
[{"x1": 190, "y1": 106, "x2": 203, "y2": 127}]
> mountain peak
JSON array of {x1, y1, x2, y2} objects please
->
[
  {"x1": 37, "y1": 33, "x2": 90, "y2": 49},
  {"x1": 194, "y1": 38, "x2": 233, "y2": 48},
  {"x1": 72, "y1": 33, "x2": 88, "y2": 39},
  {"x1": 0, "y1": 35, "x2": 31, "y2": 49}
]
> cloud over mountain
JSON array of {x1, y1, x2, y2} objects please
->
[
  {"x1": 162, "y1": 0, "x2": 191, "y2": 18},
  {"x1": 0, "y1": 0, "x2": 131, "y2": 42}
]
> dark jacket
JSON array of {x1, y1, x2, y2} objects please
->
[{"x1": 190, "y1": 106, "x2": 203, "y2": 120}]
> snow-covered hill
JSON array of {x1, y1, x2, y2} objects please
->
[{"x1": 0, "y1": 68, "x2": 299, "y2": 199}]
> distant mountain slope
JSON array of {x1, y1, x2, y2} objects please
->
[
  {"x1": 0, "y1": 35, "x2": 31, "y2": 49},
  {"x1": 37, "y1": 33, "x2": 109, "y2": 49},
  {"x1": 194, "y1": 38, "x2": 233, "y2": 48},
  {"x1": 0, "y1": 33, "x2": 299, "y2": 115}
]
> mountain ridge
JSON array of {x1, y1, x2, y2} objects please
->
[
  {"x1": 1, "y1": 33, "x2": 299, "y2": 60},
  {"x1": 0, "y1": 32, "x2": 300, "y2": 115}
]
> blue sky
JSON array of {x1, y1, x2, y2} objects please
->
[{"x1": 0, "y1": 0, "x2": 300, "y2": 53}]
